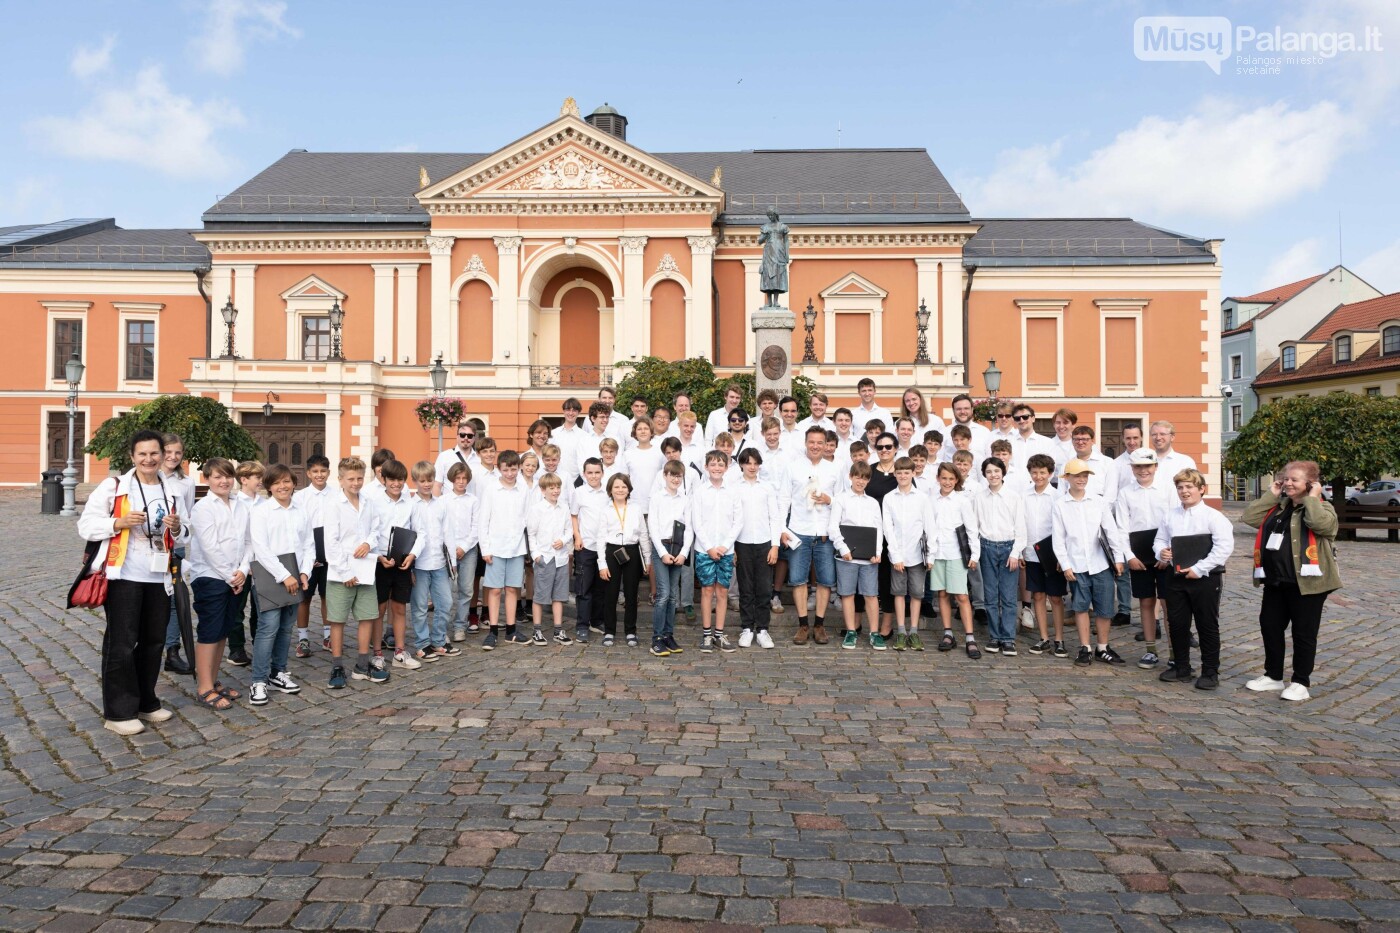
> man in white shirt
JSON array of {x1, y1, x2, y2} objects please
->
[
  {"x1": 776, "y1": 396, "x2": 805, "y2": 453},
  {"x1": 1066, "y1": 425, "x2": 1119, "y2": 504},
  {"x1": 549, "y1": 398, "x2": 586, "y2": 486},
  {"x1": 938, "y1": 393, "x2": 991, "y2": 463},
  {"x1": 795, "y1": 392, "x2": 835, "y2": 436},
  {"x1": 661, "y1": 392, "x2": 694, "y2": 439},
  {"x1": 674, "y1": 411, "x2": 706, "y2": 475},
  {"x1": 988, "y1": 400, "x2": 1018, "y2": 447},
  {"x1": 732, "y1": 448, "x2": 784, "y2": 648},
  {"x1": 779, "y1": 426, "x2": 841, "y2": 645},
  {"x1": 830, "y1": 407, "x2": 857, "y2": 473},
  {"x1": 574, "y1": 402, "x2": 615, "y2": 479},
  {"x1": 853, "y1": 378, "x2": 895, "y2": 435},
  {"x1": 1114, "y1": 423, "x2": 1148, "y2": 491},
  {"x1": 433, "y1": 420, "x2": 480, "y2": 496},
  {"x1": 1050, "y1": 408, "x2": 1078, "y2": 476},
  {"x1": 746, "y1": 389, "x2": 781, "y2": 448},
  {"x1": 1153, "y1": 467, "x2": 1234, "y2": 690},
  {"x1": 597, "y1": 387, "x2": 630, "y2": 444},
  {"x1": 1149, "y1": 420, "x2": 1198, "y2": 484},
  {"x1": 1008, "y1": 402, "x2": 1055, "y2": 482},
  {"x1": 704, "y1": 383, "x2": 744, "y2": 446}
]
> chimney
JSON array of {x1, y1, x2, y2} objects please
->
[{"x1": 585, "y1": 103, "x2": 628, "y2": 141}]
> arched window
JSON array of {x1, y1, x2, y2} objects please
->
[
  {"x1": 1282, "y1": 346, "x2": 1296, "y2": 371},
  {"x1": 268, "y1": 442, "x2": 280, "y2": 464},
  {"x1": 291, "y1": 442, "x2": 303, "y2": 465},
  {"x1": 1336, "y1": 335, "x2": 1352, "y2": 363},
  {"x1": 1383, "y1": 326, "x2": 1400, "y2": 356}
]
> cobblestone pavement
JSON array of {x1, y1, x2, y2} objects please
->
[{"x1": 1, "y1": 491, "x2": 1398, "y2": 932}]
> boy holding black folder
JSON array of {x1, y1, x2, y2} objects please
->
[
  {"x1": 831, "y1": 461, "x2": 885, "y2": 650},
  {"x1": 293, "y1": 455, "x2": 332, "y2": 657},
  {"x1": 248, "y1": 464, "x2": 313, "y2": 706},
  {"x1": 1023, "y1": 454, "x2": 1067, "y2": 656},
  {"x1": 1114, "y1": 448, "x2": 1174, "y2": 669},
  {"x1": 1051, "y1": 459, "x2": 1129, "y2": 668},
  {"x1": 1153, "y1": 469, "x2": 1234, "y2": 690},
  {"x1": 374, "y1": 459, "x2": 420, "y2": 678}
]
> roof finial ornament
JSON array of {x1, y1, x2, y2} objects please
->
[
  {"x1": 711, "y1": 165, "x2": 723, "y2": 188},
  {"x1": 419, "y1": 165, "x2": 430, "y2": 189},
  {"x1": 560, "y1": 97, "x2": 580, "y2": 118}
]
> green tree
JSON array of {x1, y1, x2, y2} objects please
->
[
  {"x1": 1222, "y1": 393, "x2": 1400, "y2": 505},
  {"x1": 615, "y1": 356, "x2": 820, "y2": 419},
  {"x1": 86, "y1": 395, "x2": 262, "y2": 473}
]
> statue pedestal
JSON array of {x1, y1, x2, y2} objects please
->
[{"x1": 752, "y1": 307, "x2": 796, "y2": 398}]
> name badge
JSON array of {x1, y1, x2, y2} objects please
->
[{"x1": 1265, "y1": 532, "x2": 1284, "y2": 551}]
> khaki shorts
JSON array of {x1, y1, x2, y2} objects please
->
[{"x1": 326, "y1": 582, "x2": 379, "y2": 622}]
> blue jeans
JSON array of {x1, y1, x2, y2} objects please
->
[
  {"x1": 412, "y1": 566, "x2": 453, "y2": 651},
  {"x1": 453, "y1": 547, "x2": 479, "y2": 629},
  {"x1": 980, "y1": 539, "x2": 1018, "y2": 642},
  {"x1": 252, "y1": 603, "x2": 297, "y2": 684},
  {"x1": 653, "y1": 560, "x2": 684, "y2": 640},
  {"x1": 1115, "y1": 568, "x2": 1133, "y2": 617}
]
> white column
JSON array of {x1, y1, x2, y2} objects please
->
[
  {"x1": 210, "y1": 265, "x2": 233, "y2": 356},
  {"x1": 426, "y1": 235, "x2": 455, "y2": 361},
  {"x1": 938, "y1": 259, "x2": 963, "y2": 369},
  {"x1": 493, "y1": 237, "x2": 522, "y2": 366},
  {"x1": 619, "y1": 236, "x2": 648, "y2": 362},
  {"x1": 395, "y1": 263, "x2": 420, "y2": 364},
  {"x1": 742, "y1": 258, "x2": 762, "y2": 365},
  {"x1": 687, "y1": 236, "x2": 715, "y2": 359},
  {"x1": 229, "y1": 263, "x2": 256, "y2": 359},
  {"x1": 372, "y1": 264, "x2": 396, "y2": 363}
]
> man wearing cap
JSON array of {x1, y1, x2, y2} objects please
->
[
  {"x1": 1114, "y1": 448, "x2": 1174, "y2": 669},
  {"x1": 1051, "y1": 458, "x2": 1129, "y2": 668}
]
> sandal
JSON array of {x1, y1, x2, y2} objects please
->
[
  {"x1": 198, "y1": 688, "x2": 233, "y2": 711},
  {"x1": 213, "y1": 681, "x2": 241, "y2": 700},
  {"x1": 965, "y1": 642, "x2": 982, "y2": 660},
  {"x1": 938, "y1": 633, "x2": 956, "y2": 652}
]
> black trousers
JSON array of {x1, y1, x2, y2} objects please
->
[
  {"x1": 226, "y1": 581, "x2": 259, "y2": 649},
  {"x1": 572, "y1": 549, "x2": 602, "y2": 632},
  {"x1": 603, "y1": 544, "x2": 642, "y2": 636},
  {"x1": 1163, "y1": 572, "x2": 1223, "y2": 673},
  {"x1": 1260, "y1": 583, "x2": 1329, "y2": 687},
  {"x1": 735, "y1": 542, "x2": 773, "y2": 632},
  {"x1": 102, "y1": 579, "x2": 170, "y2": 721}
]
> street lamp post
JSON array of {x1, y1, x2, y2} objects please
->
[
  {"x1": 982, "y1": 358, "x2": 1002, "y2": 400},
  {"x1": 220, "y1": 299, "x2": 238, "y2": 359},
  {"x1": 60, "y1": 351, "x2": 85, "y2": 517},
  {"x1": 801, "y1": 299, "x2": 817, "y2": 363},
  {"x1": 914, "y1": 299, "x2": 932, "y2": 364},
  {"x1": 262, "y1": 391, "x2": 280, "y2": 418},
  {"x1": 429, "y1": 353, "x2": 448, "y2": 455},
  {"x1": 328, "y1": 300, "x2": 345, "y2": 360}
]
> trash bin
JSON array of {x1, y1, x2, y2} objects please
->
[{"x1": 41, "y1": 468, "x2": 64, "y2": 515}]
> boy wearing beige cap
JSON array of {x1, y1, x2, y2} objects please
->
[{"x1": 1051, "y1": 458, "x2": 1129, "y2": 667}]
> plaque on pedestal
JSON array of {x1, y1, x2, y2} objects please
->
[{"x1": 752, "y1": 308, "x2": 796, "y2": 397}]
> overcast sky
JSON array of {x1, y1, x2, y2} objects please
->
[{"x1": 3, "y1": 0, "x2": 1398, "y2": 298}]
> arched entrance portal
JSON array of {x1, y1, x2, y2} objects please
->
[{"x1": 524, "y1": 245, "x2": 620, "y2": 387}]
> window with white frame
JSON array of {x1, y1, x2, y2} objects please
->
[
  {"x1": 126, "y1": 321, "x2": 155, "y2": 380},
  {"x1": 1282, "y1": 346, "x2": 1296, "y2": 370},
  {"x1": 1230, "y1": 404, "x2": 1242, "y2": 431},
  {"x1": 1335, "y1": 334, "x2": 1352, "y2": 363},
  {"x1": 1229, "y1": 353, "x2": 1242, "y2": 380},
  {"x1": 1384, "y1": 325, "x2": 1400, "y2": 356},
  {"x1": 114, "y1": 302, "x2": 163, "y2": 391},
  {"x1": 53, "y1": 319, "x2": 83, "y2": 380},
  {"x1": 302, "y1": 315, "x2": 331, "y2": 360}
]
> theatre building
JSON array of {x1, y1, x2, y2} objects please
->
[{"x1": 1, "y1": 100, "x2": 1222, "y2": 489}]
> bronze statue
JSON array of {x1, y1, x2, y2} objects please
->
[{"x1": 758, "y1": 208, "x2": 789, "y2": 308}]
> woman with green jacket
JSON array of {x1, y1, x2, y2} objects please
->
[{"x1": 1240, "y1": 460, "x2": 1341, "y2": 702}]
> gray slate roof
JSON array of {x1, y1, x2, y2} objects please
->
[
  {"x1": 964, "y1": 218, "x2": 1216, "y2": 266},
  {"x1": 203, "y1": 148, "x2": 970, "y2": 225},
  {"x1": 0, "y1": 221, "x2": 209, "y2": 270}
]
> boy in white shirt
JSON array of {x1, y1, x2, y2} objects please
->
[
  {"x1": 929, "y1": 462, "x2": 982, "y2": 658},
  {"x1": 973, "y1": 457, "x2": 1028, "y2": 656},
  {"x1": 248, "y1": 464, "x2": 314, "y2": 706},
  {"x1": 226, "y1": 459, "x2": 265, "y2": 667},
  {"x1": 1051, "y1": 459, "x2": 1129, "y2": 668},
  {"x1": 407, "y1": 461, "x2": 454, "y2": 666},
  {"x1": 478, "y1": 450, "x2": 530, "y2": 650},
  {"x1": 692, "y1": 451, "x2": 743, "y2": 652},
  {"x1": 443, "y1": 462, "x2": 480, "y2": 641},
  {"x1": 293, "y1": 454, "x2": 332, "y2": 657},
  {"x1": 710, "y1": 433, "x2": 741, "y2": 485},
  {"x1": 883, "y1": 457, "x2": 933, "y2": 651},
  {"x1": 1114, "y1": 449, "x2": 1173, "y2": 669},
  {"x1": 732, "y1": 449, "x2": 783, "y2": 649},
  {"x1": 374, "y1": 460, "x2": 423, "y2": 675},
  {"x1": 831, "y1": 462, "x2": 885, "y2": 650},
  {"x1": 598, "y1": 438, "x2": 626, "y2": 488},
  {"x1": 527, "y1": 474, "x2": 575, "y2": 646},
  {"x1": 548, "y1": 398, "x2": 585, "y2": 487},
  {"x1": 322, "y1": 457, "x2": 386, "y2": 689},
  {"x1": 1021, "y1": 454, "x2": 1068, "y2": 656},
  {"x1": 570, "y1": 459, "x2": 608, "y2": 642},
  {"x1": 648, "y1": 461, "x2": 692, "y2": 656}
]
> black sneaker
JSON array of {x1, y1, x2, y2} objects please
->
[
  {"x1": 481, "y1": 633, "x2": 497, "y2": 651},
  {"x1": 1095, "y1": 646, "x2": 1126, "y2": 665},
  {"x1": 663, "y1": 635, "x2": 683, "y2": 654},
  {"x1": 574, "y1": 630, "x2": 590, "y2": 644},
  {"x1": 650, "y1": 639, "x2": 671, "y2": 657},
  {"x1": 227, "y1": 647, "x2": 251, "y2": 667},
  {"x1": 1195, "y1": 671, "x2": 1219, "y2": 691},
  {"x1": 1074, "y1": 646, "x2": 1093, "y2": 667},
  {"x1": 973, "y1": 608, "x2": 988, "y2": 623},
  {"x1": 1159, "y1": 663, "x2": 1194, "y2": 682},
  {"x1": 1134, "y1": 630, "x2": 1147, "y2": 642},
  {"x1": 983, "y1": 641, "x2": 1001, "y2": 655},
  {"x1": 1029, "y1": 639, "x2": 1052, "y2": 655},
  {"x1": 1053, "y1": 641, "x2": 1068, "y2": 658},
  {"x1": 1111, "y1": 612, "x2": 1131, "y2": 627},
  {"x1": 1001, "y1": 641, "x2": 1018, "y2": 656}
]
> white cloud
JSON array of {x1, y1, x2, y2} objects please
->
[
  {"x1": 188, "y1": 0, "x2": 298, "y2": 76},
  {"x1": 26, "y1": 65, "x2": 244, "y2": 178},
  {"x1": 967, "y1": 97, "x2": 1362, "y2": 221},
  {"x1": 1256, "y1": 238, "x2": 1328, "y2": 291},
  {"x1": 1355, "y1": 239, "x2": 1400, "y2": 294},
  {"x1": 0, "y1": 176, "x2": 64, "y2": 222},
  {"x1": 70, "y1": 35, "x2": 116, "y2": 78}
]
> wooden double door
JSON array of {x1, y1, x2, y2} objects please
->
[{"x1": 240, "y1": 413, "x2": 326, "y2": 485}]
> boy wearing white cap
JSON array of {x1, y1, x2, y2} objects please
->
[
  {"x1": 1113, "y1": 449, "x2": 1174, "y2": 669},
  {"x1": 1051, "y1": 458, "x2": 1129, "y2": 667}
]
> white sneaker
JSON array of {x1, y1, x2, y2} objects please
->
[
  {"x1": 103, "y1": 718, "x2": 144, "y2": 736},
  {"x1": 249, "y1": 683, "x2": 269, "y2": 706},
  {"x1": 393, "y1": 651, "x2": 422, "y2": 670},
  {"x1": 756, "y1": 630, "x2": 775, "y2": 649},
  {"x1": 371, "y1": 655, "x2": 387, "y2": 672},
  {"x1": 770, "y1": 594, "x2": 784, "y2": 614},
  {"x1": 1281, "y1": 683, "x2": 1311, "y2": 701},
  {"x1": 138, "y1": 708, "x2": 173, "y2": 723},
  {"x1": 1020, "y1": 607, "x2": 1036, "y2": 631},
  {"x1": 269, "y1": 671, "x2": 301, "y2": 694},
  {"x1": 1245, "y1": 675, "x2": 1287, "y2": 692},
  {"x1": 737, "y1": 629, "x2": 754, "y2": 648},
  {"x1": 451, "y1": 627, "x2": 466, "y2": 643}
]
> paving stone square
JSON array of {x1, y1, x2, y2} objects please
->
[{"x1": 1, "y1": 492, "x2": 1397, "y2": 931}]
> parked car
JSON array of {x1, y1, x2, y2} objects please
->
[
  {"x1": 1349, "y1": 480, "x2": 1400, "y2": 507},
  {"x1": 1320, "y1": 483, "x2": 1362, "y2": 501}
]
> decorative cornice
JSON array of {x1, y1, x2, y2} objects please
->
[
  {"x1": 425, "y1": 199, "x2": 718, "y2": 216},
  {"x1": 619, "y1": 236, "x2": 648, "y2": 255},
  {"x1": 201, "y1": 235, "x2": 430, "y2": 254},
  {"x1": 687, "y1": 235, "x2": 717, "y2": 254},
  {"x1": 494, "y1": 236, "x2": 523, "y2": 255},
  {"x1": 718, "y1": 231, "x2": 972, "y2": 248},
  {"x1": 425, "y1": 235, "x2": 455, "y2": 256}
]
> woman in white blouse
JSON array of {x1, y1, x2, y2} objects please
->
[{"x1": 594, "y1": 474, "x2": 652, "y2": 647}]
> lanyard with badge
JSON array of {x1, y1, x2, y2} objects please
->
[
  {"x1": 1265, "y1": 508, "x2": 1287, "y2": 551},
  {"x1": 136, "y1": 477, "x2": 172, "y2": 573}
]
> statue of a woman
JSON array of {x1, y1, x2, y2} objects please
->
[{"x1": 758, "y1": 208, "x2": 790, "y2": 308}]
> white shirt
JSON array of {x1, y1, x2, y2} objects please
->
[
  {"x1": 882, "y1": 486, "x2": 933, "y2": 567},
  {"x1": 622, "y1": 446, "x2": 664, "y2": 512},
  {"x1": 323, "y1": 490, "x2": 385, "y2": 584},
  {"x1": 526, "y1": 499, "x2": 573, "y2": 567},
  {"x1": 1021, "y1": 485, "x2": 1058, "y2": 562},
  {"x1": 434, "y1": 445, "x2": 479, "y2": 488},
  {"x1": 829, "y1": 491, "x2": 884, "y2": 565},
  {"x1": 162, "y1": 471, "x2": 197, "y2": 523},
  {"x1": 592, "y1": 498, "x2": 651, "y2": 564},
  {"x1": 794, "y1": 414, "x2": 835, "y2": 437},
  {"x1": 249, "y1": 499, "x2": 315, "y2": 583},
  {"x1": 704, "y1": 406, "x2": 736, "y2": 446},
  {"x1": 444, "y1": 489, "x2": 479, "y2": 555},
  {"x1": 377, "y1": 488, "x2": 423, "y2": 561},
  {"x1": 1062, "y1": 448, "x2": 1119, "y2": 504},
  {"x1": 78, "y1": 472, "x2": 189, "y2": 584},
  {"x1": 939, "y1": 421, "x2": 992, "y2": 463},
  {"x1": 691, "y1": 480, "x2": 743, "y2": 555},
  {"x1": 1154, "y1": 448, "x2": 1199, "y2": 486},
  {"x1": 757, "y1": 444, "x2": 791, "y2": 486},
  {"x1": 478, "y1": 482, "x2": 528, "y2": 558},
  {"x1": 529, "y1": 474, "x2": 574, "y2": 513},
  {"x1": 409, "y1": 495, "x2": 450, "y2": 571},
  {"x1": 549, "y1": 422, "x2": 586, "y2": 484},
  {"x1": 1051, "y1": 493, "x2": 1127, "y2": 575},
  {"x1": 605, "y1": 409, "x2": 630, "y2": 445},
  {"x1": 1115, "y1": 481, "x2": 1174, "y2": 534},
  {"x1": 187, "y1": 494, "x2": 252, "y2": 585},
  {"x1": 648, "y1": 486, "x2": 693, "y2": 561},
  {"x1": 571, "y1": 482, "x2": 609, "y2": 551},
  {"x1": 1050, "y1": 436, "x2": 1076, "y2": 476},
  {"x1": 971, "y1": 485, "x2": 1027, "y2": 554},
  {"x1": 468, "y1": 467, "x2": 500, "y2": 503},
  {"x1": 779, "y1": 456, "x2": 840, "y2": 536},
  {"x1": 237, "y1": 489, "x2": 266, "y2": 512},
  {"x1": 776, "y1": 424, "x2": 805, "y2": 454},
  {"x1": 292, "y1": 482, "x2": 332, "y2": 529},
  {"x1": 1011, "y1": 431, "x2": 1056, "y2": 473},
  {"x1": 1153, "y1": 501, "x2": 1234, "y2": 576},
  {"x1": 648, "y1": 463, "x2": 696, "y2": 505},
  {"x1": 574, "y1": 425, "x2": 612, "y2": 477},
  {"x1": 733, "y1": 476, "x2": 784, "y2": 547},
  {"x1": 853, "y1": 402, "x2": 895, "y2": 436},
  {"x1": 929, "y1": 491, "x2": 978, "y2": 562}
]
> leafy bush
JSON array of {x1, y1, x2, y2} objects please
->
[
  {"x1": 86, "y1": 395, "x2": 262, "y2": 473},
  {"x1": 616, "y1": 356, "x2": 819, "y2": 419}
]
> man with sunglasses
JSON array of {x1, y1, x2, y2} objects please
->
[
  {"x1": 433, "y1": 419, "x2": 481, "y2": 496},
  {"x1": 1008, "y1": 403, "x2": 1055, "y2": 476}
]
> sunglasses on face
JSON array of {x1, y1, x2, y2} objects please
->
[
  {"x1": 459, "y1": 432, "x2": 475, "y2": 439},
  {"x1": 876, "y1": 444, "x2": 895, "y2": 451},
  {"x1": 1012, "y1": 415, "x2": 1031, "y2": 422},
  {"x1": 996, "y1": 413, "x2": 1012, "y2": 419}
]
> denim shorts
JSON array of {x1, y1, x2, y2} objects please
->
[
  {"x1": 695, "y1": 551, "x2": 735, "y2": 587},
  {"x1": 1067, "y1": 569, "x2": 1116, "y2": 617},
  {"x1": 835, "y1": 560, "x2": 878, "y2": 597},
  {"x1": 787, "y1": 534, "x2": 835, "y2": 588},
  {"x1": 483, "y1": 554, "x2": 525, "y2": 589}
]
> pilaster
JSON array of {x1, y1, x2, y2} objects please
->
[
  {"x1": 372, "y1": 264, "x2": 396, "y2": 363},
  {"x1": 619, "y1": 236, "x2": 648, "y2": 362},
  {"x1": 494, "y1": 236, "x2": 522, "y2": 366},
  {"x1": 939, "y1": 259, "x2": 963, "y2": 371},
  {"x1": 742, "y1": 259, "x2": 762, "y2": 365},
  {"x1": 426, "y1": 235, "x2": 455, "y2": 360},
  {"x1": 395, "y1": 263, "x2": 420, "y2": 364},
  {"x1": 687, "y1": 236, "x2": 716, "y2": 359}
]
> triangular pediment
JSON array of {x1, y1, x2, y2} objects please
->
[
  {"x1": 280, "y1": 274, "x2": 345, "y2": 301},
  {"x1": 418, "y1": 115, "x2": 723, "y2": 205},
  {"x1": 820, "y1": 272, "x2": 888, "y2": 300}
]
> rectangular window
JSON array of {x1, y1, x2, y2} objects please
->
[
  {"x1": 125, "y1": 321, "x2": 155, "y2": 380},
  {"x1": 1282, "y1": 346, "x2": 1296, "y2": 370},
  {"x1": 833, "y1": 314, "x2": 871, "y2": 364},
  {"x1": 1366, "y1": 386, "x2": 1382, "y2": 397},
  {"x1": 301, "y1": 315, "x2": 331, "y2": 361},
  {"x1": 53, "y1": 319, "x2": 83, "y2": 380},
  {"x1": 1224, "y1": 308, "x2": 1234, "y2": 329},
  {"x1": 1229, "y1": 354, "x2": 1242, "y2": 380},
  {"x1": 1103, "y1": 317, "x2": 1138, "y2": 387},
  {"x1": 1025, "y1": 318, "x2": 1059, "y2": 386},
  {"x1": 1230, "y1": 404, "x2": 1242, "y2": 430}
]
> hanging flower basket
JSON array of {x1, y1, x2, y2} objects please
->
[
  {"x1": 415, "y1": 396, "x2": 466, "y2": 431},
  {"x1": 971, "y1": 396, "x2": 1000, "y2": 423}
]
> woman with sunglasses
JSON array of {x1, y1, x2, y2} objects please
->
[{"x1": 866, "y1": 432, "x2": 902, "y2": 640}]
